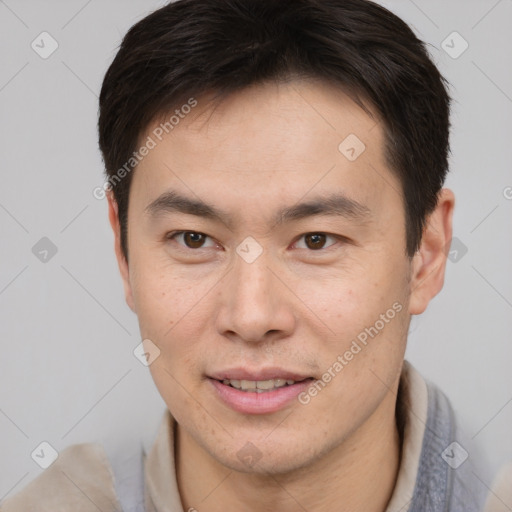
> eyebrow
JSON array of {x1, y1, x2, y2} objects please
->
[{"x1": 145, "y1": 190, "x2": 372, "y2": 230}]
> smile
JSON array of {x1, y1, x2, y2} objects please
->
[
  {"x1": 221, "y1": 378, "x2": 303, "y2": 392},
  {"x1": 209, "y1": 376, "x2": 315, "y2": 414}
]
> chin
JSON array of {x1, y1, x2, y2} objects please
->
[
  {"x1": 206, "y1": 433, "x2": 324, "y2": 476},
  {"x1": 221, "y1": 451, "x2": 309, "y2": 476}
]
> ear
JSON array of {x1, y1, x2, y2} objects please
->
[
  {"x1": 408, "y1": 188, "x2": 455, "y2": 315},
  {"x1": 107, "y1": 190, "x2": 136, "y2": 313}
]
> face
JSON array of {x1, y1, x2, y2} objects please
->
[{"x1": 109, "y1": 79, "x2": 447, "y2": 475}]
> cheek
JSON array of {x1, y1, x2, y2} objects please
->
[
  {"x1": 129, "y1": 256, "x2": 200, "y2": 338},
  {"x1": 129, "y1": 262, "x2": 208, "y2": 375},
  {"x1": 135, "y1": 269, "x2": 205, "y2": 414},
  {"x1": 149, "y1": 357, "x2": 205, "y2": 431},
  {"x1": 311, "y1": 260, "x2": 411, "y2": 373},
  {"x1": 131, "y1": 271, "x2": 173, "y2": 338},
  {"x1": 314, "y1": 265, "x2": 406, "y2": 328}
]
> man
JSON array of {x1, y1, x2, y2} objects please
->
[{"x1": 1, "y1": 0, "x2": 501, "y2": 510}]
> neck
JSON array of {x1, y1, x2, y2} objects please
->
[{"x1": 176, "y1": 389, "x2": 401, "y2": 512}]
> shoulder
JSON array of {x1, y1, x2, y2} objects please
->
[
  {"x1": 409, "y1": 365, "x2": 490, "y2": 511},
  {"x1": 0, "y1": 442, "x2": 122, "y2": 511}
]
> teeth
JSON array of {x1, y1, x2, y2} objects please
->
[
  {"x1": 240, "y1": 380, "x2": 256, "y2": 390},
  {"x1": 256, "y1": 379, "x2": 277, "y2": 390},
  {"x1": 222, "y1": 378, "x2": 297, "y2": 392}
]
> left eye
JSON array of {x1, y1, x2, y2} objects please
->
[{"x1": 294, "y1": 233, "x2": 338, "y2": 251}]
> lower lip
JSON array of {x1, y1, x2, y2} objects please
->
[{"x1": 208, "y1": 378, "x2": 313, "y2": 414}]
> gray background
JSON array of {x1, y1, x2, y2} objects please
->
[{"x1": 0, "y1": 0, "x2": 511, "y2": 501}]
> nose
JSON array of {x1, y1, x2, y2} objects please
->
[{"x1": 215, "y1": 249, "x2": 296, "y2": 344}]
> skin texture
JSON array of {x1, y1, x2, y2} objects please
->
[{"x1": 108, "y1": 79, "x2": 454, "y2": 512}]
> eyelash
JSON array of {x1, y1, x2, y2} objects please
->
[{"x1": 165, "y1": 231, "x2": 346, "y2": 253}]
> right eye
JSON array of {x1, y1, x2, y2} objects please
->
[{"x1": 166, "y1": 231, "x2": 218, "y2": 250}]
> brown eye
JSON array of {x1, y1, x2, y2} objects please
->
[
  {"x1": 304, "y1": 233, "x2": 328, "y2": 250},
  {"x1": 167, "y1": 231, "x2": 215, "y2": 250},
  {"x1": 182, "y1": 232, "x2": 207, "y2": 248},
  {"x1": 294, "y1": 233, "x2": 339, "y2": 251}
]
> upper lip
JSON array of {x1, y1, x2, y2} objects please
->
[{"x1": 208, "y1": 368, "x2": 313, "y2": 382}]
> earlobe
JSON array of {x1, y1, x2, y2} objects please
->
[
  {"x1": 107, "y1": 191, "x2": 136, "y2": 313},
  {"x1": 408, "y1": 188, "x2": 455, "y2": 315}
]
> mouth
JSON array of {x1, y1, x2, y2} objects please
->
[
  {"x1": 207, "y1": 372, "x2": 315, "y2": 414},
  {"x1": 216, "y1": 377, "x2": 313, "y2": 393}
]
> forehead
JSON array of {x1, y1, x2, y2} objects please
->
[
  {"x1": 130, "y1": 79, "x2": 400, "y2": 225},
  {"x1": 148, "y1": 79, "x2": 382, "y2": 167}
]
